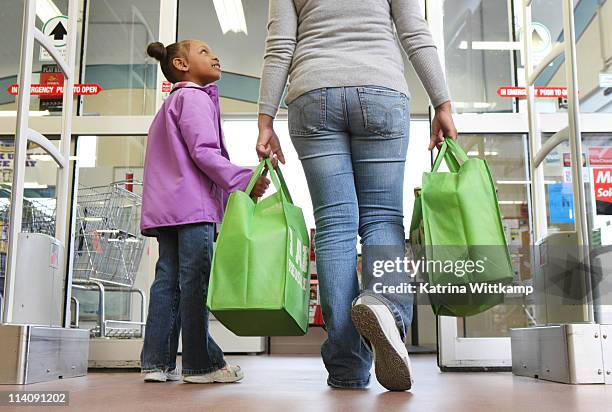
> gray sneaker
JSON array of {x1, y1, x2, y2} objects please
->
[
  {"x1": 143, "y1": 369, "x2": 181, "y2": 382},
  {"x1": 183, "y1": 365, "x2": 244, "y2": 384},
  {"x1": 351, "y1": 295, "x2": 413, "y2": 391}
]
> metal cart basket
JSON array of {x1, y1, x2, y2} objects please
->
[
  {"x1": 72, "y1": 181, "x2": 146, "y2": 338},
  {"x1": 0, "y1": 197, "x2": 56, "y2": 315}
]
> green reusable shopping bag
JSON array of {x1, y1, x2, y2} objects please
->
[
  {"x1": 207, "y1": 159, "x2": 310, "y2": 336},
  {"x1": 409, "y1": 138, "x2": 514, "y2": 317}
]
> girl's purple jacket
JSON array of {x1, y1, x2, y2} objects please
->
[{"x1": 140, "y1": 82, "x2": 253, "y2": 236}]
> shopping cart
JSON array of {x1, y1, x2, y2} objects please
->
[
  {"x1": 73, "y1": 182, "x2": 145, "y2": 287},
  {"x1": 0, "y1": 197, "x2": 56, "y2": 287},
  {"x1": 72, "y1": 181, "x2": 147, "y2": 338}
]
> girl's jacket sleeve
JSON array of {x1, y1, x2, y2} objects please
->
[{"x1": 177, "y1": 89, "x2": 253, "y2": 193}]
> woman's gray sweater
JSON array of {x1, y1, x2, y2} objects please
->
[{"x1": 258, "y1": 0, "x2": 450, "y2": 117}]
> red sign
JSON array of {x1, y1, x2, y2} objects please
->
[
  {"x1": 497, "y1": 86, "x2": 567, "y2": 98},
  {"x1": 125, "y1": 172, "x2": 134, "y2": 192},
  {"x1": 7, "y1": 83, "x2": 102, "y2": 96},
  {"x1": 161, "y1": 81, "x2": 172, "y2": 93},
  {"x1": 593, "y1": 168, "x2": 612, "y2": 215},
  {"x1": 563, "y1": 152, "x2": 586, "y2": 167},
  {"x1": 39, "y1": 67, "x2": 64, "y2": 101},
  {"x1": 588, "y1": 147, "x2": 612, "y2": 166}
]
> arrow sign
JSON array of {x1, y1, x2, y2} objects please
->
[
  {"x1": 40, "y1": 16, "x2": 68, "y2": 62},
  {"x1": 50, "y1": 21, "x2": 67, "y2": 41}
]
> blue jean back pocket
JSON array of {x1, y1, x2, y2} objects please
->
[{"x1": 357, "y1": 87, "x2": 408, "y2": 138}]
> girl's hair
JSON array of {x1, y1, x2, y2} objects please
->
[{"x1": 146, "y1": 41, "x2": 191, "y2": 83}]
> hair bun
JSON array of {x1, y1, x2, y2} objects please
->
[{"x1": 147, "y1": 42, "x2": 166, "y2": 61}]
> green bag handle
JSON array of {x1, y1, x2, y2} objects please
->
[
  {"x1": 431, "y1": 137, "x2": 468, "y2": 173},
  {"x1": 245, "y1": 158, "x2": 294, "y2": 204},
  {"x1": 245, "y1": 159, "x2": 268, "y2": 194}
]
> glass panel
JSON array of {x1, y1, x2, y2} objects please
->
[
  {"x1": 542, "y1": 134, "x2": 576, "y2": 233},
  {"x1": 177, "y1": 0, "x2": 433, "y2": 115},
  {"x1": 81, "y1": 0, "x2": 160, "y2": 116},
  {"x1": 0, "y1": 137, "x2": 60, "y2": 298},
  {"x1": 525, "y1": 0, "x2": 612, "y2": 113},
  {"x1": 583, "y1": 133, "x2": 612, "y2": 323},
  {"x1": 453, "y1": 135, "x2": 531, "y2": 337},
  {"x1": 0, "y1": 0, "x2": 84, "y2": 116},
  {"x1": 529, "y1": 132, "x2": 612, "y2": 325},
  {"x1": 442, "y1": 0, "x2": 515, "y2": 113},
  {"x1": 177, "y1": 0, "x2": 267, "y2": 114},
  {"x1": 73, "y1": 135, "x2": 147, "y2": 327},
  {"x1": 221, "y1": 119, "x2": 315, "y2": 229}
]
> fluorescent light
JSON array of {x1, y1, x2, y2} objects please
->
[
  {"x1": 498, "y1": 201, "x2": 528, "y2": 205},
  {"x1": 497, "y1": 180, "x2": 531, "y2": 185},
  {"x1": 452, "y1": 102, "x2": 496, "y2": 109},
  {"x1": 29, "y1": 154, "x2": 78, "y2": 162},
  {"x1": 467, "y1": 151, "x2": 499, "y2": 156},
  {"x1": 459, "y1": 41, "x2": 521, "y2": 51},
  {"x1": 473, "y1": 41, "x2": 521, "y2": 50},
  {"x1": 36, "y1": 0, "x2": 62, "y2": 22},
  {"x1": 212, "y1": 0, "x2": 248, "y2": 35},
  {"x1": 496, "y1": 180, "x2": 558, "y2": 185},
  {"x1": 24, "y1": 182, "x2": 48, "y2": 189},
  {"x1": 30, "y1": 154, "x2": 52, "y2": 161},
  {"x1": 0, "y1": 110, "x2": 50, "y2": 117}
]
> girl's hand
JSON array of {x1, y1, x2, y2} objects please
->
[
  {"x1": 257, "y1": 114, "x2": 286, "y2": 164},
  {"x1": 429, "y1": 101, "x2": 458, "y2": 150},
  {"x1": 250, "y1": 175, "x2": 270, "y2": 198}
]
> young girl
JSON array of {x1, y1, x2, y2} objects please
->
[{"x1": 140, "y1": 40, "x2": 269, "y2": 383}]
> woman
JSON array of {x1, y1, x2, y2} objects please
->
[{"x1": 256, "y1": 0, "x2": 457, "y2": 391}]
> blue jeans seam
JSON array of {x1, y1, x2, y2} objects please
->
[
  {"x1": 327, "y1": 375, "x2": 370, "y2": 389},
  {"x1": 165, "y1": 284, "x2": 180, "y2": 368}
]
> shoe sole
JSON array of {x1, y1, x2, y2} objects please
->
[
  {"x1": 144, "y1": 376, "x2": 167, "y2": 383},
  {"x1": 351, "y1": 304, "x2": 412, "y2": 391}
]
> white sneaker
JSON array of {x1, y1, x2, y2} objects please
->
[
  {"x1": 351, "y1": 295, "x2": 413, "y2": 391},
  {"x1": 144, "y1": 369, "x2": 181, "y2": 382},
  {"x1": 183, "y1": 365, "x2": 244, "y2": 384}
]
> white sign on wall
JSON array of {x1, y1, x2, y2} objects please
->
[
  {"x1": 600, "y1": 73, "x2": 612, "y2": 88},
  {"x1": 39, "y1": 15, "x2": 68, "y2": 62}
]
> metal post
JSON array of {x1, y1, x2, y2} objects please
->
[
  {"x1": 58, "y1": 0, "x2": 78, "y2": 328},
  {"x1": 92, "y1": 280, "x2": 106, "y2": 337},
  {"x1": 3, "y1": 0, "x2": 36, "y2": 323},
  {"x1": 562, "y1": 0, "x2": 594, "y2": 323},
  {"x1": 523, "y1": 0, "x2": 547, "y2": 243}
]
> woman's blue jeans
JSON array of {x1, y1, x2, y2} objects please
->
[{"x1": 289, "y1": 87, "x2": 414, "y2": 388}]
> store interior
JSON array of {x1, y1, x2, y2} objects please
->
[{"x1": 0, "y1": 0, "x2": 611, "y2": 409}]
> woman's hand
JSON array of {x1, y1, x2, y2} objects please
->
[
  {"x1": 429, "y1": 101, "x2": 458, "y2": 150},
  {"x1": 257, "y1": 114, "x2": 286, "y2": 165}
]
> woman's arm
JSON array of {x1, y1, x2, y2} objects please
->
[
  {"x1": 258, "y1": 0, "x2": 298, "y2": 118},
  {"x1": 256, "y1": 0, "x2": 297, "y2": 163}
]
